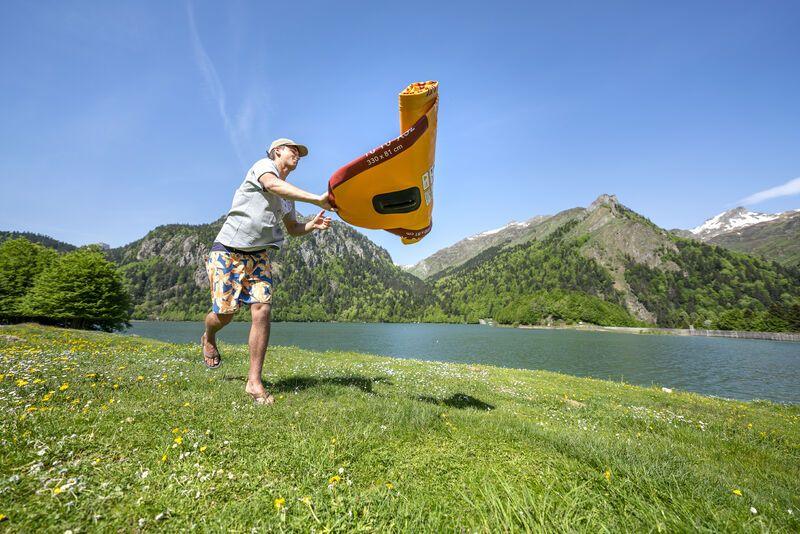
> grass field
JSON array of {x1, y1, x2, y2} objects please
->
[{"x1": 1, "y1": 324, "x2": 798, "y2": 532}]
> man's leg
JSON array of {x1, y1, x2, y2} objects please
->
[
  {"x1": 203, "y1": 311, "x2": 233, "y2": 364},
  {"x1": 245, "y1": 302, "x2": 273, "y2": 402}
]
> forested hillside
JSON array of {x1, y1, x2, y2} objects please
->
[
  {"x1": 625, "y1": 239, "x2": 800, "y2": 331},
  {"x1": 430, "y1": 220, "x2": 640, "y2": 325},
  {"x1": 108, "y1": 216, "x2": 433, "y2": 322}
]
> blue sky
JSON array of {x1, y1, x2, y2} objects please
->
[{"x1": 1, "y1": 1, "x2": 799, "y2": 265}]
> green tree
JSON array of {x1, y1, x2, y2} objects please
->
[
  {"x1": 0, "y1": 238, "x2": 58, "y2": 320},
  {"x1": 23, "y1": 249, "x2": 132, "y2": 331}
]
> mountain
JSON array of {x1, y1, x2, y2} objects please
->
[
  {"x1": 6, "y1": 196, "x2": 799, "y2": 332},
  {"x1": 107, "y1": 215, "x2": 433, "y2": 321},
  {"x1": 689, "y1": 207, "x2": 783, "y2": 240},
  {"x1": 430, "y1": 194, "x2": 674, "y2": 324},
  {"x1": 430, "y1": 194, "x2": 800, "y2": 331},
  {"x1": 682, "y1": 207, "x2": 800, "y2": 266}
]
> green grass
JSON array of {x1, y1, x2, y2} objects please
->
[{"x1": 1, "y1": 324, "x2": 798, "y2": 532}]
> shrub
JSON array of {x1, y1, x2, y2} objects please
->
[{"x1": 23, "y1": 248, "x2": 131, "y2": 331}]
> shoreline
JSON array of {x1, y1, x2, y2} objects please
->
[
  {"x1": 516, "y1": 323, "x2": 800, "y2": 342},
  {"x1": 126, "y1": 319, "x2": 800, "y2": 343}
]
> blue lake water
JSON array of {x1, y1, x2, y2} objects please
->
[{"x1": 125, "y1": 321, "x2": 800, "y2": 404}]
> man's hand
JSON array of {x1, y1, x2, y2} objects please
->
[
  {"x1": 308, "y1": 210, "x2": 332, "y2": 231},
  {"x1": 316, "y1": 192, "x2": 334, "y2": 211}
]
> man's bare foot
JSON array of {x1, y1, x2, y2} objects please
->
[
  {"x1": 201, "y1": 333, "x2": 221, "y2": 368},
  {"x1": 245, "y1": 381, "x2": 274, "y2": 405}
]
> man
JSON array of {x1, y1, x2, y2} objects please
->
[{"x1": 202, "y1": 138, "x2": 333, "y2": 405}]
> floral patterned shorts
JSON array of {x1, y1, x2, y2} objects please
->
[{"x1": 206, "y1": 250, "x2": 273, "y2": 314}]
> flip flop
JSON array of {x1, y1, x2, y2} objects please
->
[{"x1": 201, "y1": 333, "x2": 222, "y2": 369}]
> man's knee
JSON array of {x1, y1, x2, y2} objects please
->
[{"x1": 251, "y1": 303, "x2": 271, "y2": 323}]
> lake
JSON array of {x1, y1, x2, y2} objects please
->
[{"x1": 125, "y1": 321, "x2": 800, "y2": 404}]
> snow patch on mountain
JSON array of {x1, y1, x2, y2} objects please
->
[
  {"x1": 466, "y1": 221, "x2": 532, "y2": 241},
  {"x1": 691, "y1": 208, "x2": 779, "y2": 239}
]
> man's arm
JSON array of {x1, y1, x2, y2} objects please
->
[
  {"x1": 283, "y1": 210, "x2": 332, "y2": 237},
  {"x1": 258, "y1": 172, "x2": 332, "y2": 210}
]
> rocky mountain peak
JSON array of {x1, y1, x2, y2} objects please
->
[{"x1": 587, "y1": 194, "x2": 620, "y2": 213}]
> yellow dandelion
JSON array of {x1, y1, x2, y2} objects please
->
[
  {"x1": 137, "y1": 376, "x2": 144, "y2": 381},
  {"x1": 172, "y1": 427, "x2": 180, "y2": 434},
  {"x1": 59, "y1": 383, "x2": 69, "y2": 391},
  {"x1": 174, "y1": 436, "x2": 183, "y2": 445},
  {"x1": 113, "y1": 384, "x2": 119, "y2": 390},
  {"x1": 328, "y1": 475, "x2": 341, "y2": 485},
  {"x1": 385, "y1": 482, "x2": 394, "y2": 490},
  {"x1": 85, "y1": 373, "x2": 96, "y2": 378},
  {"x1": 300, "y1": 496, "x2": 312, "y2": 505},
  {"x1": 732, "y1": 489, "x2": 743, "y2": 496},
  {"x1": 53, "y1": 486, "x2": 63, "y2": 495},
  {"x1": 0, "y1": 374, "x2": 5, "y2": 381},
  {"x1": 0, "y1": 513, "x2": 7, "y2": 522},
  {"x1": 199, "y1": 446, "x2": 207, "y2": 452},
  {"x1": 33, "y1": 378, "x2": 45, "y2": 384},
  {"x1": 274, "y1": 497, "x2": 285, "y2": 510},
  {"x1": 15, "y1": 379, "x2": 28, "y2": 387},
  {"x1": 42, "y1": 392, "x2": 53, "y2": 402},
  {"x1": 161, "y1": 454, "x2": 167, "y2": 462},
  {"x1": 182, "y1": 402, "x2": 191, "y2": 407},
  {"x1": 604, "y1": 469, "x2": 612, "y2": 482}
]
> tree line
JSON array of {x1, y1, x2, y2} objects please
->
[{"x1": 2, "y1": 230, "x2": 799, "y2": 333}]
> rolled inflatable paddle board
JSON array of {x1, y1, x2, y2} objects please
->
[{"x1": 328, "y1": 81, "x2": 438, "y2": 244}]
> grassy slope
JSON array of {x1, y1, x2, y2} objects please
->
[{"x1": 0, "y1": 325, "x2": 798, "y2": 532}]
